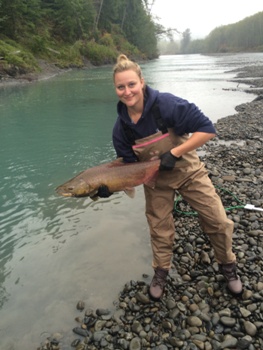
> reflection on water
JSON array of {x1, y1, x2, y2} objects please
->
[{"x1": 0, "y1": 53, "x2": 263, "y2": 349}]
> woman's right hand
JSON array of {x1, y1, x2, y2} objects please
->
[{"x1": 97, "y1": 185, "x2": 113, "y2": 197}]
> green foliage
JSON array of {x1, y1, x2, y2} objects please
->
[
  {"x1": 159, "y1": 11, "x2": 263, "y2": 55},
  {"x1": 1, "y1": 0, "x2": 263, "y2": 76},
  {"x1": 187, "y1": 39, "x2": 207, "y2": 54},
  {"x1": 98, "y1": 33, "x2": 115, "y2": 48},
  {"x1": 0, "y1": 39, "x2": 39, "y2": 71},
  {"x1": 110, "y1": 26, "x2": 141, "y2": 57},
  {"x1": 201, "y1": 11, "x2": 263, "y2": 53},
  {"x1": 51, "y1": 43, "x2": 84, "y2": 68},
  {"x1": 96, "y1": 0, "x2": 122, "y2": 32},
  {"x1": 28, "y1": 35, "x2": 48, "y2": 55},
  {"x1": 40, "y1": 0, "x2": 96, "y2": 43},
  {"x1": 116, "y1": 40, "x2": 141, "y2": 58},
  {"x1": 121, "y1": 0, "x2": 158, "y2": 58},
  {"x1": 0, "y1": 0, "x2": 41, "y2": 39},
  {"x1": 0, "y1": 0, "x2": 161, "y2": 73},
  {"x1": 79, "y1": 40, "x2": 117, "y2": 65}
]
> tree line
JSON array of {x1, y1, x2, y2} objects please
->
[
  {"x1": 160, "y1": 11, "x2": 263, "y2": 55},
  {"x1": 204, "y1": 11, "x2": 263, "y2": 53},
  {"x1": 0, "y1": 1, "x2": 262, "y2": 77},
  {"x1": 0, "y1": 0, "x2": 158, "y2": 54},
  {"x1": 0, "y1": 0, "x2": 162, "y2": 75}
]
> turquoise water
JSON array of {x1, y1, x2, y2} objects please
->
[{"x1": 0, "y1": 53, "x2": 262, "y2": 349}]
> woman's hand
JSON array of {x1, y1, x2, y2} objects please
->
[
  {"x1": 97, "y1": 185, "x2": 113, "y2": 197},
  {"x1": 159, "y1": 151, "x2": 181, "y2": 171}
]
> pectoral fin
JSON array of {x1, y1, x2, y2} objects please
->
[
  {"x1": 124, "y1": 187, "x2": 135, "y2": 198},
  {"x1": 89, "y1": 190, "x2": 99, "y2": 201},
  {"x1": 90, "y1": 196, "x2": 99, "y2": 201}
]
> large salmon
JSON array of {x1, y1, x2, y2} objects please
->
[{"x1": 56, "y1": 158, "x2": 160, "y2": 199}]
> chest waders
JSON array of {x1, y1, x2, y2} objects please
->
[{"x1": 122, "y1": 105, "x2": 236, "y2": 270}]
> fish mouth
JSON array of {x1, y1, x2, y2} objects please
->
[
  {"x1": 59, "y1": 192, "x2": 74, "y2": 197},
  {"x1": 60, "y1": 193, "x2": 74, "y2": 197},
  {"x1": 56, "y1": 188, "x2": 74, "y2": 197}
]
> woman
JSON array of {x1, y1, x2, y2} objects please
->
[{"x1": 100, "y1": 54, "x2": 242, "y2": 300}]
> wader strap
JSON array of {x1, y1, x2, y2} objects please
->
[
  {"x1": 121, "y1": 120, "x2": 137, "y2": 145},
  {"x1": 121, "y1": 102, "x2": 168, "y2": 145},
  {"x1": 151, "y1": 103, "x2": 168, "y2": 134}
]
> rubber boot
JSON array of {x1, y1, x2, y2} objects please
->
[{"x1": 149, "y1": 267, "x2": 168, "y2": 300}]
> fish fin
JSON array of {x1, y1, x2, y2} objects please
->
[
  {"x1": 124, "y1": 187, "x2": 135, "y2": 198},
  {"x1": 90, "y1": 196, "x2": 99, "y2": 201},
  {"x1": 89, "y1": 190, "x2": 99, "y2": 201}
]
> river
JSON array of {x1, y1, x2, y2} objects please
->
[{"x1": 0, "y1": 53, "x2": 263, "y2": 349}]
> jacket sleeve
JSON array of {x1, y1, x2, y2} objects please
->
[
  {"x1": 159, "y1": 94, "x2": 216, "y2": 135},
  {"x1": 112, "y1": 119, "x2": 138, "y2": 163}
]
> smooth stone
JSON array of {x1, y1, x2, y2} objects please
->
[
  {"x1": 243, "y1": 321, "x2": 257, "y2": 336},
  {"x1": 187, "y1": 316, "x2": 202, "y2": 327},
  {"x1": 129, "y1": 337, "x2": 141, "y2": 350},
  {"x1": 220, "y1": 335, "x2": 238, "y2": 348},
  {"x1": 220, "y1": 316, "x2": 236, "y2": 327},
  {"x1": 239, "y1": 307, "x2": 251, "y2": 318},
  {"x1": 135, "y1": 292, "x2": 150, "y2": 304}
]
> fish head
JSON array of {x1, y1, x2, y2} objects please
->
[{"x1": 56, "y1": 178, "x2": 92, "y2": 197}]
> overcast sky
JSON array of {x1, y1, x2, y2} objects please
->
[{"x1": 151, "y1": 0, "x2": 263, "y2": 39}]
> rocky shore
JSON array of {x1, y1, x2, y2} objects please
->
[{"x1": 33, "y1": 64, "x2": 262, "y2": 349}]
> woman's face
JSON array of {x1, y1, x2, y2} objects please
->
[{"x1": 114, "y1": 69, "x2": 144, "y2": 109}]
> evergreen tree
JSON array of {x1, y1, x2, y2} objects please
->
[
  {"x1": 41, "y1": 0, "x2": 95, "y2": 42},
  {"x1": 180, "y1": 29, "x2": 191, "y2": 54},
  {"x1": 122, "y1": 0, "x2": 157, "y2": 58},
  {"x1": 0, "y1": 0, "x2": 41, "y2": 39}
]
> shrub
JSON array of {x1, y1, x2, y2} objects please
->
[
  {"x1": 98, "y1": 33, "x2": 115, "y2": 48},
  {"x1": 80, "y1": 41, "x2": 117, "y2": 65},
  {"x1": 0, "y1": 39, "x2": 38, "y2": 71}
]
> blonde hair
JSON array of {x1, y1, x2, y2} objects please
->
[{"x1": 113, "y1": 54, "x2": 143, "y2": 80}]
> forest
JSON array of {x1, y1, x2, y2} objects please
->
[
  {"x1": 0, "y1": 0, "x2": 163, "y2": 78},
  {"x1": 0, "y1": 0, "x2": 263, "y2": 79},
  {"x1": 160, "y1": 11, "x2": 263, "y2": 55}
]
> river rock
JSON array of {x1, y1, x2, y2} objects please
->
[{"x1": 243, "y1": 321, "x2": 257, "y2": 336}]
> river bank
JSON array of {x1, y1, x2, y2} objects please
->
[
  {"x1": 36, "y1": 66, "x2": 263, "y2": 349},
  {"x1": 0, "y1": 59, "x2": 74, "y2": 88}
]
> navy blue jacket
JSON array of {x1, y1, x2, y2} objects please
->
[{"x1": 112, "y1": 86, "x2": 216, "y2": 162}]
